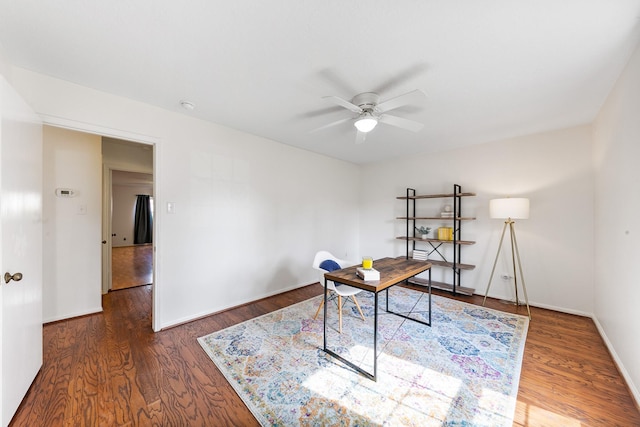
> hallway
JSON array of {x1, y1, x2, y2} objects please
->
[{"x1": 111, "y1": 244, "x2": 153, "y2": 290}]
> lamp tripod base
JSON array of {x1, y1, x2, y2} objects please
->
[{"x1": 482, "y1": 219, "x2": 531, "y2": 319}]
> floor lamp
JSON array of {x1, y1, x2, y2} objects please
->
[{"x1": 482, "y1": 197, "x2": 531, "y2": 319}]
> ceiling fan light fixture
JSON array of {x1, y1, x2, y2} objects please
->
[{"x1": 354, "y1": 114, "x2": 378, "y2": 133}]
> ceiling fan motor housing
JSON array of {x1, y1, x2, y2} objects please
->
[{"x1": 352, "y1": 92, "x2": 380, "y2": 114}]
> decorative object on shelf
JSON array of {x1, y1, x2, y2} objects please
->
[
  {"x1": 415, "y1": 226, "x2": 431, "y2": 239},
  {"x1": 437, "y1": 227, "x2": 453, "y2": 240},
  {"x1": 482, "y1": 197, "x2": 531, "y2": 319},
  {"x1": 441, "y1": 204, "x2": 454, "y2": 218}
]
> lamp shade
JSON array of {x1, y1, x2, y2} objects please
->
[
  {"x1": 490, "y1": 198, "x2": 529, "y2": 219},
  {"x1": 354, "y1": 113, "x2": 378, "y2": 133}
]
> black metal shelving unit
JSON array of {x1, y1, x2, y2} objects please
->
[{"x1": 396, "y1": 184, "x2": 476, "y2": 295}]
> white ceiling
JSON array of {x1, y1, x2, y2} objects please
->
[{"x1": 1, "y1": 1, "x2": 640, "y2": 164}]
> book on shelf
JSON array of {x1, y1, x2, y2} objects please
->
[
  {"x1": 412, "y1": 250, "x2": 428, "y2": 261},
  {"x1": 356, "y1": 267, "x2": 380, "y2": 281}
]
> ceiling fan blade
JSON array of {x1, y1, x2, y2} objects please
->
[
  {"x1": 376, "y1": 89, "x2": 426, "y2": 113},
  {"x1": 309, "y1": 117, "x2": 352, "y2": 133},
  {"x1": 355, "y1": 130, "x2": 367, "y2": 144},
  {"x1": 373, "y1": 63, "x2": 428, "y2": 94},
  {"x1": 318, "y1": 68, "x2": 358, "y2": 97},
  {"x1": 296, "y1": 105, "x2": 345, "y2": 120},
  {"x1": 379, "y1": 114, "x2": 424, "y2": 132},
  {"x1": 323, "y1": 96, "x2": 363, "y2": 113}
]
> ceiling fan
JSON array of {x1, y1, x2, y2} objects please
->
[{"x1": 312, "y1": 89, "x2": 426, "y2": 144}]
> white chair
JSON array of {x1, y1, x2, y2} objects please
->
[{"x1": 312, "y1": 250, "x2": 365, "y2": 333}]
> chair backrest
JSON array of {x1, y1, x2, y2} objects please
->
[
  {"x1": 312, "y1": 250, "x2": 356, "y2": 291},
  {"x1": 312, "y1": 250, "x2": 357, "y2": 269}
]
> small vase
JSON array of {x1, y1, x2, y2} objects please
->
[{"x1": 421, "y1": 234, "x2": 428, "y2": 239}]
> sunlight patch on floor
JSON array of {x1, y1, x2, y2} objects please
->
[
  {"x1": 302, "y1": 345, "x2": 462, "y2": 424},
  {"x1": 514, "y1": 401, "x2": 582, "y2": 426},
  {"x1": 475, "y1": 387, "x2": 515, "y2": 425}
]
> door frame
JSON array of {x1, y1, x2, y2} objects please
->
[{"x1": 38, "y1": 115, "x2": 162, "y2": 331}]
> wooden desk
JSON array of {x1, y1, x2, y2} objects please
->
[{"x1": 323, "y1": 257, "x2": 432, "y2": 381}]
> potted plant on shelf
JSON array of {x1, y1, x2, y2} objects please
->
[{"x1": 415, "y1": 226, "x2": 431, "y2": 239}]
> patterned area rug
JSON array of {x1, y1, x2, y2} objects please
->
[{"x1": 198, "y1": 287, "x2": 529, "y2": 426}]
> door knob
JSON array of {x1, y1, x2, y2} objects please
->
[
  {"x1": 4, "y1": 272, "x2": 23, "y2": 284},
  {"x1": 102, "y1": 240, "x2": 107, "y2": 244}
]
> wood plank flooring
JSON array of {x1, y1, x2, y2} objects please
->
[
  {"x1": 111, "y1": 245, "x2": 153, "y2": 290},
  {"x1": 419, "y1": 288, "x2": 640, "y2": 427},
  {"x1": 10, "y1": 284, "x2": 640, "y2": 426}
]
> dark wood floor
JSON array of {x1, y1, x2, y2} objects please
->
[
  {"x1": 10, "y1": 283, "x2": 640, "y2": 426},
  {"x1": 111, "y1": 245, "x2": 153, "y2": 290}
]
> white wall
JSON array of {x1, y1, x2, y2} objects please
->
[
  {"x1": 102, "y1": 137, "x2": 153, "y2": 172},
  {"x1": 12, "y1": 68, "x2": 361, "y2": 329},
  {"x1": 593, "y1": 41, "x2": 640, "y2": 403},
  {"x1": 360, "y1": 125, "x2": 595, "y2": 315},
  {"x1": 42, "y1": 125, "x2": 102, "y2": 322},
  {"x1": 112, "y1": 182, "x2": 153, "y2": 247},
  {"x1": 0, "y1": 43, "x2": 10, "y2": 80}
]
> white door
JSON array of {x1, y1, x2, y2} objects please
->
[{"x1": 0, "y1": 76, "x2": 43, "y2": 426}]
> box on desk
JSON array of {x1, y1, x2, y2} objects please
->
[{"x1": 356, "y1": 267, "x2": 380, "y2": 281}]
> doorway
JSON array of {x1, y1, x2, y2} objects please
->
[
  {"x1": 110, "y1": 170, "x2": 154, "y2": 290},
  {"x1": 101, "y1": 138, "x2": 154, "y2": 295},
  {"x1": 41, "y1": 119, "x2": 160, "y2": 331}
]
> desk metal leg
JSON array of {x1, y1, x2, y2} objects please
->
[
  {"x1": 384, "y1": 269, "x2": 433, "y2": 327},
  {"x1": 323, "y1": 288, "x2": 378, "y2": 381},
  {"x1": 373, "y1": 291, "x2": 378, "y2": 380},
  {"x1": 323, "y1": 278, "x2": 328, "y2": 351},
  {"x1": 428, "y1": 268, "x2": 432, "y2": 325}
]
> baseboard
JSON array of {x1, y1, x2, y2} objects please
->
[
  {"x1": 476, "y1": 292, "x2": 593, "y2": 318},
  {"x1": 43, "y1": 306, "x2": 103, "y2": 324},
  {"x1": 591, "y1": 315, "x2": 640, "y2": 410},
  {"x1": 525, "y1": 300, "x2": 592, "y2": 318},
  {"x1": 158, "y1": 282, "x2": 314, "y2": 330}
]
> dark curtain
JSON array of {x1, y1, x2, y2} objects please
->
[{"x1": 134, "y1": 195, "x2": 153, "y2": 244}]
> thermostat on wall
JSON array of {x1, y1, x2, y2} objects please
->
[{"x1": 55, "y1": 188, "x2": 76, "y2": 198}]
